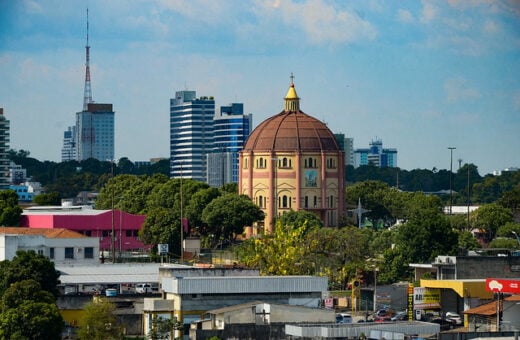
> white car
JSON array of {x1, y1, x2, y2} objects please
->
[{"x1": 445, "y1": 312, "x2": 462, "y2": 325}]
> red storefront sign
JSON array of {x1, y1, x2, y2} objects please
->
[{"x1": 486, "y1": 278, "x2": 520, "y2": 294}]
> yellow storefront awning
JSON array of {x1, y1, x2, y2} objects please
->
[{"x1": 420, "y1": 279, "x2": 493, "y2": 299}]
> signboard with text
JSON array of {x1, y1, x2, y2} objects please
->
[
  {"x1": 413, "y1": 287, "x2": 441, "y2": 309},
  {"x1": 486, "y1": 278, "x2": 520, "y2": 294}
]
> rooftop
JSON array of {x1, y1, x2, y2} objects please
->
[{"x1": 0, "y1": 227, "x2": 86, "y2": 239}]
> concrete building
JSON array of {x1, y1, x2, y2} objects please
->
[
  {"x1": 76, "y1": 103, "x2": 115, "y2": 161},
  {"x1": 19, "y1": 204, "x2": 148, "y2": 255},
  {"x1": 207, "y1": 103, "x2": 252, "y2": 187},
  {"x1": 170, "y1": 91, "x2": 215, "y2": 182},
  {"x1": 354, "y1": 138, "x2": 397, "y2": 168},
  {"x1": 161, "y1": 274, "x2": 327, "y2": 338},
  {"x1": 463, "y1": 294, "x2": 520, "y2": 332},
  {"x1": 239, "y1": 79, "x2": 345, "y2": 232},
  {"x1": 190, "y1": 301, "x2": 335, "y2": 339},
  {"x1": 0, "y1": 108, "x2": 10, "y2": 190},
  {"x1": 61, "y1": 125, "x2": 77, "y2": 162},
  {"x1": 410, "y1": 255, "x2": 520, "y2": 327},
  {"x1": 0, "y1": 227, "x2": 99, "y2": 263},
  {"x1": 335, "y1": 134, "x2": 354, "y2": 167}
]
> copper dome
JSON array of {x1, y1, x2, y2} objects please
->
[
  {"x1": 243, "y1": 110, "x2": 340, "y2": 152},
  {"x1": 243, "y1": 80, "x2": 339, "y2": 152}
]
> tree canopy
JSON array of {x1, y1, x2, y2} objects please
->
[
  {"x1": 77, "y1": 299, "x2": 122, "y2": 340},
  {"x1": 0, "y1": 252, "x2": 64, "y2": 339},
  {"x1": 202, "y1": 193, "x2": 265, "y2": 245},
  {"x1": 0, "y1": 250, "x2": 60, "y2": 298}
]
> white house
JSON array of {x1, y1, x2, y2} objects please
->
[{"x1": 0, "y1": 227, "x2": 99, "y2": 263}]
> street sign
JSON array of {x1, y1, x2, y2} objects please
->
[
  {"x1": 486, "y1": 278, "x2": 520, "y2": 294},
  {"x1": 158, "y1": 243, "x2": 169, "y2": 255}
]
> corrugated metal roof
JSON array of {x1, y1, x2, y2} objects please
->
[
  {"x1": 23, "y1": 209, "x2": 110, "y2": 216},
  {"x1": 57, "y1": 263, "x2": 162, "y2": 284},
  {"x1": 163, "y1": 276, "x2": 328, "y2": 294},
  {"x1": 286, "y1": 322, "x2": 440, "y2": 338}
]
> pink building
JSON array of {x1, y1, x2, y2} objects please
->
[{"x1": 20, "y1": 206, "x2": 149, "y2": 253}]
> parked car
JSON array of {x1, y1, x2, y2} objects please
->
[
  {"x1": 336, "y1": 313, "x2": 353, "y2": 324},
  {"x1": 445, "y1": 312, "x2": 462, "y2": 325},
  {"x1": 136, "y1": 283, "x2": 152, "y2": 293},
  {"x1": 391, "y1": 312, "x2": 408, "y2": 321}
]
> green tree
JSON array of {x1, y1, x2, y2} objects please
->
[
  {"x1": 0, "y1": 190, "x2": 22, "y2": 226},
  {"x1": 499, "y1": 183, "x2": 520, "y2": 214},
  {"x1": 236, "y1": 221, "x2": 312, "y2": 275},
  {"x1": 379, "y1": 193, "x2": 457, "y2": 283},
  {"x1": 202, "y1": 194, "x2": 264, "y2": 246},
  {"x1": 0, "y1": 250, "x2": 61, "y2": 297},
  {"x1": 0, "y1": 279, "x2": 64, "y2": 340},
  {"x1": 139, "y1": 178, "x2": 209, "y2": 257},
  {"x1": 0, "y1": 300, "x2": 64, "y2": 339},
  {"x1": 496, "y1": 222, "x2": 520, "y2": 239},
  {"x1": 277, "y1": 210, "x2": 323, "y2": 229},
  {"x1": 457, "y1": 231, "x2": 480, "y2": 251},
  {"x1": 488, "y1": 238, "x2": 519, "y2": 250},
  {"x1": 77, "y1": 299, "x2": 122, "y2": 340},
  {"x1": 185, "y1": 187, "x2": 221, "y2": 233},
  {"x1": 33, "y1": 192, "x2": 61, "y2": 205},
  {"x1": 147, "y1": 315, "x2": 182, "y2": 340},
  {"x1": 471, "y1": 203, "x2": 513, "y2": 240},
  {"x1": 345, "y1": 181, "x2": 395, "y2": 227}
]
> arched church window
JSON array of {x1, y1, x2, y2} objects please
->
[{"x1": 282, "y1": 195, "x2": 288, "y2": 208}]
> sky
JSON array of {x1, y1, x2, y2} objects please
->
[{"x1": 1, "y1": 0, "x2": 519, "y2": 176}]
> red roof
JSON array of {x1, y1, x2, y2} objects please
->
[
  {"x1": 243, "y1": 110, "x2": 340, "y2": 152},
  {"x1": 0, "y1": 227, "x2": 86, "y2": 239}
]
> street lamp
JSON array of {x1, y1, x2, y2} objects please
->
[{"x1": 448, "y1": 147, "x2": 456, "y2": 215}]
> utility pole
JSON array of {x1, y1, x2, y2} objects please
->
[{"x1": 448, "y1": 147, "x2": 456, "y2": 215}]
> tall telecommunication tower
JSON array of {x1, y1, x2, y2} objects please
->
[{"x1": 83, "y1": 8, "x2": 93, "y2": 111}]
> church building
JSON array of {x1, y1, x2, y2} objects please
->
[{"x1": 239, "y1": 78, "x2": 345, "y2": 233}]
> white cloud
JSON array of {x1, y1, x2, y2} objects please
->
[
  {"x1": 483, "y1": 19, "x2": 500, "y2": 33},
  {"x1": 21, "y1": 0, "x2": 43, "y2": 14},
  {"x1": 397, "y1": 9, "x2": 414, "y2": 23},
  {"x1": 420, "y1": 1, "x2": 437, "y2": 23},
  {"x1": 155, "y1": 0, "x2": 229, "y2": 25},
  {"x1": 444, "y1": 77, "x2": 480, "y2": 102},
  {"x1": 258, "y1": 0, "x2": 377, "y2": 45}
]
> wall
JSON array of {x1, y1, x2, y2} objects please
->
[
  {"x1": 190, "y1": 323, "x2": 287, "y2": 340},
  {"x1": 456, "y1": 256, "x2": 520, "y2": 279}
]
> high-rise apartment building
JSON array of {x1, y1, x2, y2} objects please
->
[
  {"x1": 170, "y1": 91, "x2": 215, "y2": 181},
  {"x1": 61, "y1": 126, "x2": 77, "y2": 162},
  {"x1": 334, "y1": 134, "x2": 354, "y2": 167},
  {"x1": 0, "y1": 108, "x2": 10, "y2": 190},
  {"x1": 76, "y1": 103, "x2": 115, "y2": 161},
  {"x1": 207, "y1": 103, "x2": 252, "y2": 187},
  {"x1": 354, "y1": 138, "x2": 397, "y2": 168}
]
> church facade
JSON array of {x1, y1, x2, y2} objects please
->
[{"x1": 239, "y1": 79, "x2": 345, "y2": 233}]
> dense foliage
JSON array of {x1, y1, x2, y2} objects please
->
[
  {"x1": 0, "y1": 190, "x2": 22, "y2": 226},
  {"x1": 0, "y1": 251, "x2": 64, "y2": 339},
  {"x1": 77, "y1": 299, "x2": 122, "y2": 340}
]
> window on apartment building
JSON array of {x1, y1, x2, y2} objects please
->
[
  {"x1": 65, "y1": 247, "x2": 74, "y2": 259},
  {"x1": 84, "y1": 247, "x2": 94, "y2": 259},
  {"x1": 49, "y1": 247, "x2": 54, "y2": 259},
  {"x1": 126, "y1": 230, "x2": 132, "y2": 237},
  {"x1": 37, "y1": 249, "x2": 44, "y2": 255}
]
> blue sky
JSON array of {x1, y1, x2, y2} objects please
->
[{"x1": 1, "y1": 0, "x2": 519, "y2": 176}]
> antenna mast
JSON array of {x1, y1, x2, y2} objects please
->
[{"x1": 83, "y1": 8, "x2": 93, "y2": 111}]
